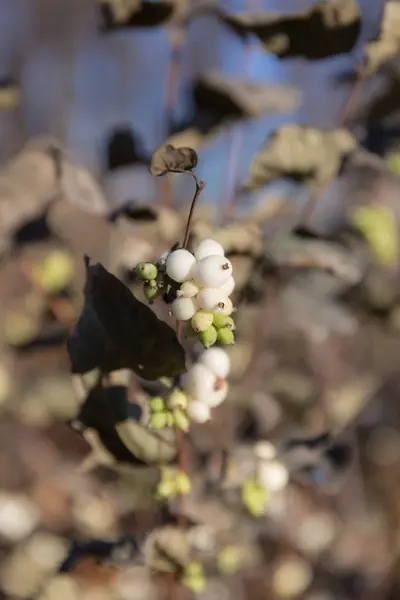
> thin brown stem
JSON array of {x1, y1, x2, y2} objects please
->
[{"x1": 170, "y1": 169, "x2": 205, "y2": 249}]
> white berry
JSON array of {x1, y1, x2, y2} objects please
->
[
  {"x1": 196, "y1": 288, "x2": 229, "y2": 312},
  {"x1": 258, "y1": 460, "x2": 289, "y2": 492},
  {"x1": 194, "y1": 239, "x2": 225, "y2": 261},
  {"x1": 166, "y1": 249, "x2": 196, "y2": 283},
  {"x1": 219, "y1": 276, "x2": 235, "y2": 297},
  {"x1": 171, "y1": 297, "x2": 197, "y2": 321},
  {"x1": 194, "y1": 255, "x2": 233, "y2": 288},
  {"x1": 214, "y1": 297, "x2": 233, "y2": 315},
  {"x1": 181, "y1": 363, "x2": 217, "y2": 405},
  {"x1": 188, "y1": 400, "x2": 211, "y2": 423},
  {"x1": 178, "y1": 280, "x2": 200, "y2": 298},
  {"x1": 198, "y1": 347, "x2": 231, "y2": 379},
  {"x1": 205, "y1": 380, "x2": 229, "y2": 407}
]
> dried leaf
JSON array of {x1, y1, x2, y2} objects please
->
[
  {"x1": 365, "y1": 3, "x2": 400, "y2": 74},
  {"x1": 144, "y1": 526, "x2": 190, "y2": 572},
  {"x1": 351, "y1": 204, "x2": 398, "y2": 266},
  {"x1": 244, "y1": 124, "x2": 357, "y2": 191},
  {"x1": 150, "y1": 144, "x2": 197, "y2": 176},
  {"x1": 67, "y1": 258, "x2": 186, "y2": 379},
  {"x1": 99, "y1": 0, "x2": 187, "y2": 30},
  {"x1": 219, "y1": 0, "x2": 360, "y2": 60},
  {"x1": 194, "y1": 71, "x2": 300, "y2": 119}
]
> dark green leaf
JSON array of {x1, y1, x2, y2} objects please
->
[{"x1": 67, "y1": 257, "x2": 186, "y2": 379}]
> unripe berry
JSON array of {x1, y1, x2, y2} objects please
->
[
  {"x1": 219, "y1": 275, "x2": 235, "y2": 297},
  {"x1": 199, "y1": 325, "x2": 217, "y2": 348},
  {"x1": 214, "y1": 297, "x2": 233, "y2": 315},
  {"x1": 171, "y1": 297, "x2": 197, "y2": 321},
  {"x1": 213, "y1": 313, "x2": 235, "y2": 330},
  {"x1": 194, "y1": 238, "x2": 225, "y2": 261},
  {"x1": 173, "y1": 409, "x2": 190, "y2": 431},
  {"x1": 168, "y1": 388, "x2": 188, "y2": 409},
  {"x1": 166, "y1": 412, "x2": 175, "y2": 427},
  {"x1": 150, "y1": 412, "x2": 168, "y2": 429},
  {"x1": 178, "y1": 280, "x2": 200, "y2": 298},
  {"x1": 135, "y1": 262, "x2": 158, "y2": 281},
  {"x1": 144, "y1": 281, "x2": 162, "y2": 303},
  {"x1": 175, "y1": 471, "x2": 192, "y2": 494},
  {"x1": 196, "y1": 288, "x2": 229, "y2": 312},
  {"x1": 217, "y1": 327, "x2": 235, "y2": 345},
  {"x1": 166, "y1": 249, "x2": 196, "y2": 283},
  {"x1": 191, "y1": 310, "x2": 214, "y2": 333},
  {"x1": 194, "y1": 255, "x2": 233, "y2": 288},
  {"x1": 198, "y1": 347, "x2": 231, "y2": 379},
  {"x1": 187, "y1": 400, "x2": 211, "y2": 423},
  {"x1": 150, "y1": 396, "x2": 166, "y2": 412},
  {"x1": 156, "y1": 479, "x2": 176, "y2": 498}
]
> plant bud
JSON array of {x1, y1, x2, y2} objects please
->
[
  {"x1": 173, "y1": 408, "x2": 190, "y2": 431},
  {"x1": 191, "y1": 310, "x2": 214, "y2": 333},
  {"x1": 175, "y1": 471, "x2": 192, "y2": 494},
  {"x1": 213, "y1": 314, "x2": 235, "y2": 330},
  {"x1": 136, "y1": 262, "x2": 158, "y2": 281},
  {"x1": 199, "y1": 325, "x2": 217, "y2": 348},
  {"x1": 150, "y1": 396, "x2": 166, "y2": 413},
  {"x1": 217, "y1": 327, "x2": 235, "y2": 345},
  {"x1": 150, "y1": 411, "x2": 168, "y2": 429}
]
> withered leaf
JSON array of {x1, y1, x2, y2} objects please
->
[
  {"x1": 98, "y1": 0, "x2": 187, "y2": 30},
  {"x1": 244, "y1": 124, "x2": 357, "y2": 191},
  {"x1": 150, "y1": 144, "x2": 197, "y2": 176},
  {"x1": 218, "y1": 0, "x2": 360, "y2": 60},
  {"x1": 193, "y1": 71, "x2": 300, "y2": 119},
  {"x1": 67, "y1": 257, "x2": 186, "y2": 379},
  {"x1": 144, "y1": 526, "x2": 190, "y2": 573}
]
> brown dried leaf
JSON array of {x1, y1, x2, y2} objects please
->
[
  {"x1": 244, "y1": 124, "x2": 357, "y2": 191},
  {"x1": 150, "y1": 144, "x2": 197, "y2": 176},
  {"x1": 219, "y1": 0, "x2": 360, "y2": 59},
  {"x1": 99, "y1": 0, "x2": 188, "y2": 30},
  {"x1": 144, "y1": 526, "x2": 190, "y2": 573},
  {"x1": 67, "y1": 257, "x2": 186, "y2": 379},
  {"x1": 194, "y1": 71, "x2": 300, "y2": 118}
]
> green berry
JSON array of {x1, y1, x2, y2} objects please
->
[
  {"x1": 156, "y1": 479, "x2": 177, "y2": 498},
  {"x1": 165, "y1": 412, "x2": 175, "y2": 427},
  {"x1": 217, "y1": 545, "x2": 242, "y2": 574},
  {"x1": 191, "y1": 310, "x2": 214, "y2": 333},
  {"x1": 136, "y1": 262, "x2": 158, "y2": 281},
  {"x1": 241, "y1": 477, "x2": 267, "y2": 517},
  {"x1": 217, "y1": 327, "x2": 235, "y2": 345},
  {"x1": 183, "y1": 574, "x2": 206, "y2": 594},
  {"x1": 144, "y1": 281, "x2": 161, "y2": 302},
  {"x1": 213, "y1": 313, "x2": 235, "y2": 330},
  {"x1": 185, "y1": 561, "x2": 204, "y2": 578},
  {"x1": 168, "y1": 388, "x2": 188, "y2": 409},
  {"x1": 150, "y1": 411, "x2": 168, "y2": 429},
  {"x1": 173, "y1": 409, "x2": 190, "y2": 432},
  {"x1": 150, "y1": 396, "x2": 166, "y2": 413},
  {"x1": 175, "y1": 471, "x2": 192, "y2": 494},
  {"x1": 199, "y1": 325, "x2": 217, "y2": 348}
]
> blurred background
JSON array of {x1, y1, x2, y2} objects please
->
[{"x1": 2, "y1": 1, "x2": 400, "y2": 599}]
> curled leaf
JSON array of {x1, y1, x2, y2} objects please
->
[
  {"x1": 144, "y1": 526, "x2": 190, "y2": 572},
  {"x1": 67, "y1": 257, "x2": 186, "y2": 379},
  {"x1": 244, "y1": 124, "x2": 357, "y2": 191},
  {"x1": 351, "y1": 204, "x2": 398, "y2": 266},
  {"x1": 150, "y1": 144, "x2": 197, "y2": 177},
  {"x1": 218, "y1": 0, "x2": 360, "y2": 59}
]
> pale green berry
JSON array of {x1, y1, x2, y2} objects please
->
[
  {"x1": 217, "y1": 545, "x2": 242, "y2": 574},
  {"x1": 150, "y1": 412, "x2": 168, "y2": 429},
  {"x1": 136, "y1": 262, "x2": 158, "y2": 281},
  {"x1": 183, "y1": 574, "x2": 206, "y2": 594},
  {"x1": 167, "y1": 388, "x2": 188, "y2": 409},
  {"x1": 144, "y1": 281, "x2": 162, "y2": 303},
  {"x1": 166, "y1": 412, "x2": 175, "y2": 427},
  {"x1": 150, "y1": 396, "x2": 166, "y2": 413},
  {"x1": 185, "y1": 561, "x2": 204, "y2": 578},
  {"x1": 199, "y1": 325, "x2": 217, "y2": 348},
  {"x1": 242, "y1": 477, "x2": 268, "y2": 517},
  {"x1": 213, "y1": 313, "x2": 235, "y2": 330},
  {"x1": 191, "y1": 310, "x2": 214, "y2": 333},
  {"x1": 175, "y1": 471, "x2": 192, "y2": 494},
  {"x1": 156, "y1": 479, "x2": 177, "y2": 498},
  {"x1": 173, "y1": 409, "x2": 190, "y2": 431},
  {"x1": 217, "y1": 327, "x2": 235, "y2": 345},
  {"x1": 178, "y1": 280, "x2": 200, "y2": 298}
]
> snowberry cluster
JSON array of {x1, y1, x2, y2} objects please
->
[
  {"x1": 165, "y1": 239, "x2": 236, "y2": 347},
  {"x1": 182, "y1": 347, "x2": 231, "y2": 423}
]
